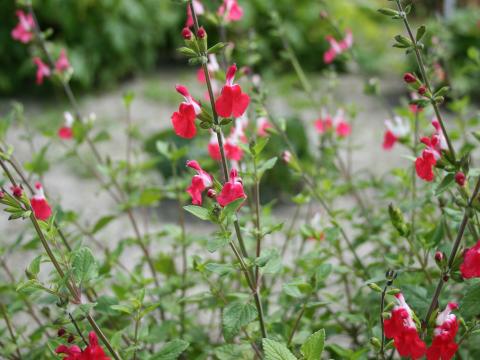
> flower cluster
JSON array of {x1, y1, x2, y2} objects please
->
[
  {"x1": 323, "y1": 30, "x2": 353, "y2": 64},
  {"x1": 56, "y1": 331, "x2": 110, "y2": 360},
  {"x1": 427, "y1": 303, "x2": 459, "y2": 360},
  {"x1": 314, "y1": 108, "x2": 351, "y2": 138},
  {"x1": 415, "y1": 119, "x2": 447, "y2": 182}
]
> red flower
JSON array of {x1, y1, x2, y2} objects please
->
[
  {"x1": 186, "y1": 160, "x2": 213, "y2": 206},
  {"x1": 215, "y1": 64, "x2": 250, "y2": 118},
  {"x1": 323, "y1": 30, "x2": 353, "y2": 64},
  {"x1": 455, "y1": 172, "x2": 466, "y2": 186},
  {"x1": 56, "y1": 49, "x2": 71, "y2": 73},
  {"x1": 315, "y1": 110, "x2": 333, "y2": 134},
  {"x1": 426, "y1": 303, "x2": 459, "y2": 360},
  {"x1": 315, "y1": 109, "x2": 351, "y2": 138},
  {"x1": 56, "y1": 331, "x2": 110, "y2": 360},
  {"x1": 171, "y1": 85, "x2": 201, "y2": 139},
  {"x1": 11, "y1": 185, "x2": 23, "y2": 198},
  {"x1": 30, "y1": 182, "x2": 52, "y2": 221},
  {"x1": 256, "y1": 117, "x2": 272, "y2": 137},
  {"x1": 415, "y1": 150, "x2": 437, "y2": 182},
  {"x1": 185, "y1": 0, "x2": 204, "y2": 27},
  {"x1": 382, "y1": 116, "x2": 409, "y2": 150},
  {"x1": 415, "y1": 119, "x2": 447, "y2": 181},
  {"x1": 218, "y1": 0, "x2": 244, "y2": 22},
  {"x1": 217, "y1": 169, "x2": 247, "y2": 207},
  {"x1": 58, "y1": 112, "x2": 74, "y2": 140},
  {"x1": 208, "y1": 132, "x2": 222, "y2": 161},
  {"x1": 33, "y1": 57, "x2": 51, "y2": 85},
  {"x1": 460, "y1": 240, "x2": 480, "y2": 279},
  {"x1": 384, "y1": 293, "x2": 426, "y2": 359},
  {"x1": 11, "y1": 10, "x2": 35, "y2": 43}
]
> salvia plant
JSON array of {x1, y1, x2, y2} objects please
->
[{"x1": 1, "y1": 0, "x2": 480, "y2": 359}]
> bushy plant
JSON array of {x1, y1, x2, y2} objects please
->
[{"x1": 1, "y1": 1, "x2": 480, "y2": 360}]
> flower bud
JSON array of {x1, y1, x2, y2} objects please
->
[
  {"x1": 67, "y1": 335, "x2": 75, "y2": 343},
  {"x1": 57, "y1": 328, "x2": 66, "y2": 337},
  {"x1": 455, "y1": 172, "x2": 466, "y2": 186},
  {"x1": 11, "y1": 185, "x2": 23, "y2": 198},
  {"x1": 418, "y1": 85, "x2": 427, "y2": 95},
  {"x1": 0, "y1": 190, "x2": 4, "y2": 199},
  {"x1": 282, "y1": 150, "x2": 292, "y2": 163},
  {"x1": 197, "y1": 27, "x2": 206, "y2": 39},
  {"x1": 435, "y1": 251, "x2": 444, "y2": 262},
  {"x1": 368, "y1": 283, "x2": 382, "y2": 292},
  {"x1": 182, "y1": 27, "x2": 193, "y2": 40},
  {"x1": 207, "y1": 189, "x2": 217, "y2": 199},
  {"x1": 403, "y1": 72, "x2": 417, "y2": 83},
  {"x1": 319, "y1": 10, "x2": 329, "y2": 19}
]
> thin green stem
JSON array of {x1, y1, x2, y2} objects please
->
[
  {"x1": 69, "y1": 312, "x2": 88, "y2": 346},
  {"x1": 1, "y1": 304, "x2": 22, "y2": 360}
]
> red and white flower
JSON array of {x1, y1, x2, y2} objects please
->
[
  {"x1": 415, "y1": 119, "x2": 447, "y2": 182},
  {"x1": 208, "y1": 132, "x2": 222, "y2": 161},
  {"x1": 218, "y1": 0, "x2": 244, "y2": 22},
  {"x1": 58, "y1": 112, "x2": 75, "y2": 140},
  {"x1": 56, "y1": 49, "x2": 71, "y2": 73},
  {"x1": 33, "y1": 57, "x2": 51, "y2": 85},
  {"x1": 332, "y1": 109, "x2": 351, "y2": 138},
  {"x1": 217, "y1": 168, "x2": 247, "y2": 207},
  {"x1": 11, "y1": 10, "x2": 35, "y2": 43},
  {"x1": 460, "y1": 240, "x2": 480, "y2": 279},
  {"x1": 315, "y1": 109, "x2": 333, "y2": 134},
  {"x1": 383, "y1": 116, "x2": 410, "y2": 150},
  {"x1": 56, "y1": 331, "x2": 110, "y2": 360},
  {"x1": 426, "y1": 303, "x2": 459, "y2": 360},
  {"x1": 186, "y1": 0, "x2": 205, "y2": 27},
  {"x1": 256, "y1": 117, "x2": 272, "y2": 137},
  {"x1": 323, "y1": 30, "x2": 353, "y2": 64},
  {"x1": 225, "y1": 115, "x2": 248, "y2": 166},
  {"x1": 171, "y1": 85, "x2": 201, "y2": 139},
  {"x1": 384, "y1": 293, "x2": 426, "y2": 359},
  {"x1": 186, "y1": 160, "x2": 213, "y2": 205},
  {"x1": 30, "y1": 182, "x2": 52, "y2": 221},
  {"x1": 215, "y1": 64, "x2": 250, "y2": 118}
]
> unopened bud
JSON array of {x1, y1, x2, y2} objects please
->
[
  {"x1": 207, "y1": 189, "x2": 217, "y2": 199},
  {"x1": 368, "y1": 283, "x2": 382, "y2": 292},
  {"x1": 455, "y1": 172, "x2": 466, "y2": 186},
  {"x1": 370, "y1": 337, "x2": 381, "y2": 349},
  {"x1": 403, "y1": 72, "x2": 417, "y2": 83},
  {"x1": 388, "y1": 204, "x2": 410, "y2": 237},
  {"x1": 0, "y1": 190, "x2": 4, "y2": 199},
  {"x1": 11, "y1": 185, "x2": 23, "y2": 198},
  {"x1": 282, "y1": 150, "x2": 292, "y2": 163},
  {"x1": 57, "y1": 328, "x2": 66, "y2": 337},
  {"x1": 435, "y1": 251, "x2": 444, "y2": 263},
  {"x1": 197, "y1": 27, "x2": 206, "y2": 39},
  {"x1": 418, "y1": 85, "x2": 427, "y2": 95},
  {"x1": 67, "y1": 335, "x2": 75, "y2": 343},
  {"x1": 319, "y1": 10, "x2": 329, "y2": 19},
  {"x1": 182, "y1": 27, "x2": 193, "y2": 40}
]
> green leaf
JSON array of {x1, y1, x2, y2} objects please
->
[
  {"x1": 205, "y1": 262, "x2": 235, "y2": 277},
  {"x1": 71, "y1": 247, "x2": 98, "y2": 285},
  {"x1": 26, "y1": 255, "x2": 42, "y2": 279},
  {"x1": 301, "y1": 329, "x2": 325, "y2": 360},
  {"x1": 184, "y1": 205, "x2": 210, "y2": 221},
  {"x1": 152, "y1": 339, "x2": 190, "y2": 360},
  {"x1": 111, "y1": 304, "x2": 134, "y2": 315},
  {"x1": 16, "y1": 279, "x2": 44, "y2": 294},
  {"x1": 207, "y1": 42, "x2": 227, "y2": 54},
  {"x1": 222, "y1": 302, "x2": 258, "y2": 341},
  {"x1": 207, "y1": 231, "x2": 231, "y2": 253},
  {"x1": 460, "y1": 280, "x2": 480, "y2": 319},
  {"x1": 258, "y1": 157, "x2": 278, "y2": 176},
  {"x1": 435, "y1": 173, "x2": 455, "y2": 196},
  {"x1": 416, "y1": 25, "x2": 426, "y2": 42},
  {"x1": 253, "y1": 137, "x2": 269, "y2": 157},
  {"x1": 377, "y1": 8, "x2": 399, "y2": 17},
  {"x1": 263, "y1": 339, "x2": 297, "y2": 360},
  {"x1": 222, "y1": 198, "x2": 245, "y2": 220},
  {"x1": 91, "y1": 215, "x2": 116, "y2": 234}
]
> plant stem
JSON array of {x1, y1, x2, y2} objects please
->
[
  {"x1": 69, "y1": 312, "x2": 88, "y2": 346},
  {"x1": 287, "y1": 302, "x2": 306, "y2": 346},
  {"x1": 1, "y1": 304, "x2": 22, "y2": 360},
  {"x1": 188, "y1": 0, "x2": 267, "y2": 339},
  {"x1": 132, "y1": 315, "x2": 140, "y2": 360},
  {"x1": 423, "y1": 176, "x2": 480, "y2": 328},
  {"x1": 394, "y1": 0, "x2": 456, "y2": 162},
  {"x1": 253, "y1": 155, "x2": 262, "y2": 285}
]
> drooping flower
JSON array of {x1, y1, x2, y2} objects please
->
[
  {"x1": 30, "y1": 182, "x2": 52, "y2": 221},
  {"x1": 56, "y1": 331, "x2": 110, "y2": 360},
  {"x1": 415, "y1": 119, "x2": 447, "y2": 182},
  {"x1": 58, "y1": 112, "x2": 75, "y2": 140},
  {"x1": 11, "y1": 10, "x2": 35, "y2": 43},
  {"x1": 426, "y1": 303, "x2": 459, "y2": 360},
  {"x1": 185, "y1": 0, "x2": 205, "y2": 27},
  {"x1": 315, "y1": 109, "x2": 333, "y2": 134},
  {"x1": 217, "y1": 168, "x2": 247, "y2": 207},
  {"x1": 215, "y1": 64, "x2": 250, "y2": 118},
  {"x1": 460, "y1": 240, "x2": 480, "y2": 279},
  {"x1": 256, "y1": 117, "x2": 272, "y2": 137},
  {"x1": 33, "y1": 57, "x2": 51, "y2": 85},
  {"x1": 218, "y1": 0, "x2": 244, "y2": 22},
  {"x1": 171, "y1": 85, "x2": 201, "y2": 139},
  {"x1": 186, "y1": 160, "x2": 213, "y2": 206},
  {"x1": 383, "y1": 116, "x2": 410, "y2": 150},
  {"x1": 323, "y1": 30, "x2": 353, "y2": 64},
  {"x1": 56, "y1": 49, "x2": 71, "y2": 73},
  {"x1": 384, "y1": 293, "x2": 426, "y2": 359}
]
